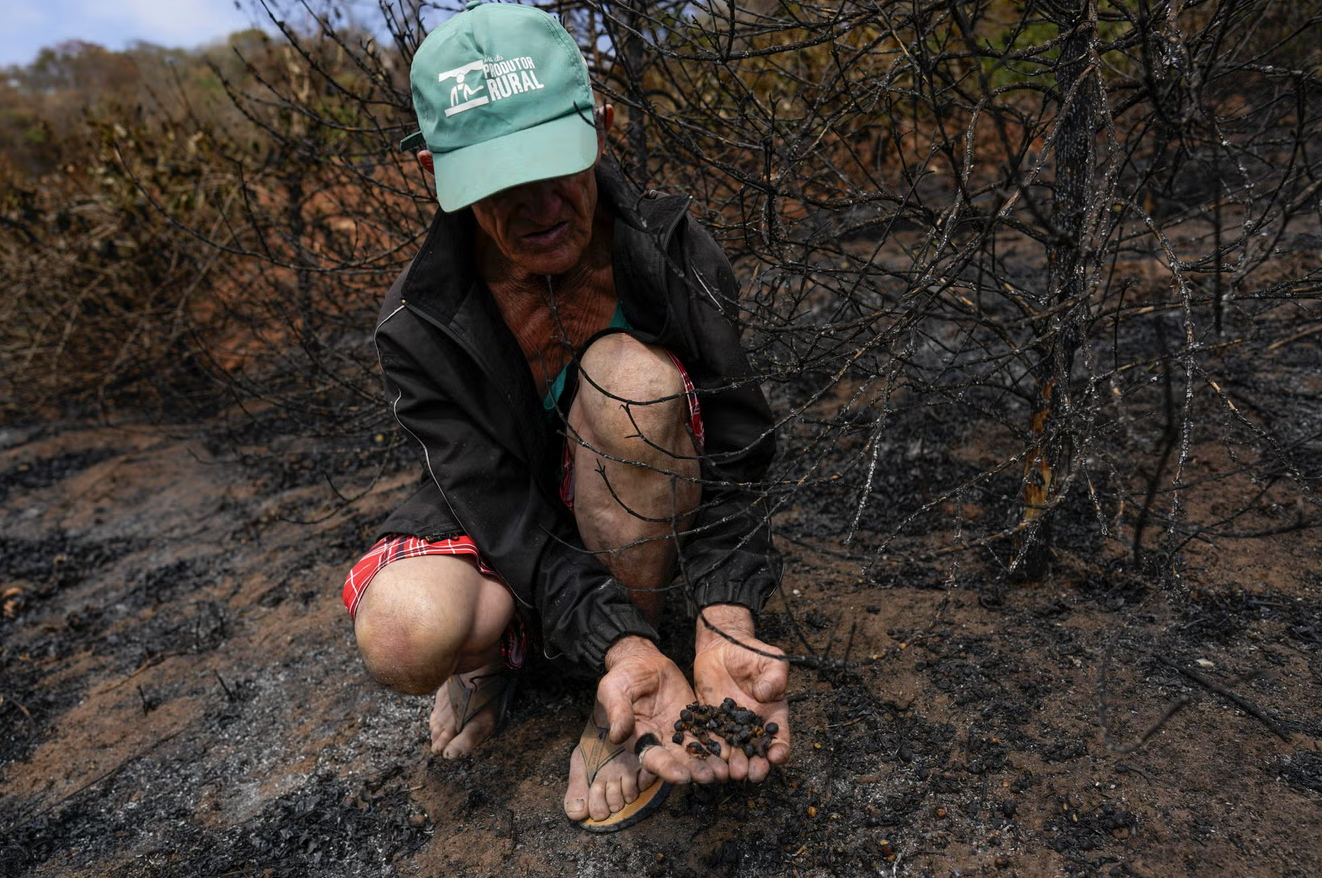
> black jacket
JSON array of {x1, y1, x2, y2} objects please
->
[{"x1": 373, "y1": 158, "x2": 781, "y2": 671}]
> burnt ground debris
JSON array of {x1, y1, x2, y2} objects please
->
[{"x1": 2, "y1": 360, "x2": 1322, "y2": 877}]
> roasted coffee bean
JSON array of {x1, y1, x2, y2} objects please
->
[{"x1": 671, "y1": 699, "x2": 778, "y2": 760}]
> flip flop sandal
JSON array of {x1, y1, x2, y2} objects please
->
[
  {"x1": 573, "y1": 719, "x2": 672, "y2": 833},
  {"x1": 446, "y1": 668, "x2": 516, "y2": 738}
]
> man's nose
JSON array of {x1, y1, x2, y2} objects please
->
[{"x1": 520, "y1": 178, "x2": 563, "y2": 221}]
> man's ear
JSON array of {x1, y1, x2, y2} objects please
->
[{"x1": 418, "y1": 150, "x2": 435, "y2": 174}]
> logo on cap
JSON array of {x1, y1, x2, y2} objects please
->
[
  {"x1": 439, "y1": 60, "x2": 488, "y2": 116},
  {"x1": 440, "y1": 55, "x2": 547, "y2": 118}
]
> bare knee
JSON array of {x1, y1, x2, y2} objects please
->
[
  {"x1": 352, "y1": 556, "x2": 510, "y2": 695},
  {"x1": 355, "y1": 586, "x2": 461, "y2": 695},
  {"x1": 575, "y1": 334, "x2": 690, "y2": 454}
]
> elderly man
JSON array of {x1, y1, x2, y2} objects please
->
[{"x1": 342, "y1": 1, "x2": 789, "y2": 831}]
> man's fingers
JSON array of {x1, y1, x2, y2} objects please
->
[
  {"x1": 594, "y1": 679, "x2": 638, "y2": 746},
  {"x1": 633, "y1": 732, "x2": 661, "y2": 757},
  {"x1": 752, "y1": 651, "x2": 789, "y2": 703},
  {"x1": 764, "y1": 704, "x2": 791, "y2": 759},
  {"x1": 753, "y1": 666, "x2": 788, "y2": 704},
  {"x1": 745, "y1": 755, "x2": 770, "y2": 784},
  {"x1": 605, "y1": 697, "x2": 636, "y2": 745},
  {"x1": 689, "y1": 747, "x2": 725, "y2": 783},
  {"x1": 725, "y1": 742, "x2": 750, "y2": 781},
  {"x1": 640, "y1": 741, "x2": 692, "y2": 784}
]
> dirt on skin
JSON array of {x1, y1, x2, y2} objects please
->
[{"x1": 1, "y1": 398, "x2": 1320, "y2": 878}]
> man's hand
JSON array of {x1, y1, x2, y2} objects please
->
[
  {"x1": 692, "y1": 604, "x2": 790, "y2": 782},
  {"x1": 597, "y1": 635, "x2": 728, "y2": 785}
]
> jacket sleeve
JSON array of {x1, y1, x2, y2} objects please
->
[
  {"x1": 668, "y1": 215, "x2": 784, "y2": 615},
  {"x1": 374, "y1": 307, "x2": 659, "y2": 672}
]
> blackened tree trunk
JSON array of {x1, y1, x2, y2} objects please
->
[{"x1": 1014, "y1": 0, "x2": 1101, "y2": 580}]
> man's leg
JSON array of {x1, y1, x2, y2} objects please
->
[
  {"x1": 562, "y1": 333, "x2": 703, "y2": 821},
  {"x1": 566, "y1": 332, "x2": 702, "y2": 621},
  {"x1": 353, "y1": 554, "x2": 515, "y2": 757}
]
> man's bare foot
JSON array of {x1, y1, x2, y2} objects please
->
[
  {"x1": 563, "y1": 716, "x2": 657, "y2": 823},
  {"x1": 428, "y1": 663, "x2": 512, "y2": 759}
]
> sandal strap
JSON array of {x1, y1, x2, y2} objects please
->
[
  {"x1": 446, "y1": 670, "x2": 515, "y2": 735},
  {"x1": 577, "y1": 718, "x2": 625, "y2": 787}
]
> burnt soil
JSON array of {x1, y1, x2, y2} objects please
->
[{"x1": 2, "y1": 390, "x2": 1321, "y2": 878}]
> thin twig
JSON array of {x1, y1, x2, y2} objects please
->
[
  {"x1": 1105, "y1": 695, "x2": 1192, "y2": 755},
  {"x1": 697, "y1": 609, "x2": 848, "y2": 671},
  {"x1": 1159, "y1": 657, "x2": 1292, "y2": 742}
]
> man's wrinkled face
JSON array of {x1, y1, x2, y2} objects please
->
[{"x1": 470, "y1": 165, "x2": 600, "y2": 278}]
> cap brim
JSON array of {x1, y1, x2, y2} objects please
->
[{"x1": 431, "y1": 110, "x2": 598, "y2": 212}]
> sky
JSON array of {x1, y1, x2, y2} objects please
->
[{"x1": 0, "y1": 0, "x2": 266, "y2": 68}]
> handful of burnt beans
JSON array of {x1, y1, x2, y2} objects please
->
[{"x1": 671, "y1": 697, "x2": 779, "y2": 759}]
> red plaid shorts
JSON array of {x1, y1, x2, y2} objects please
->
[
  {"x1": 342, "y1": 534, "x2": 495, "y2": 619},
  {"x1": 342, "y1": 534, "x2": 527, "y2": 669}
]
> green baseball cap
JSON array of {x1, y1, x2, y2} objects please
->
[{"x1": 402, "y1": 1, "x2": 599, "y2": 211}]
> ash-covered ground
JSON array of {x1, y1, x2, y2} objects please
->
[{"x1": 2, "y1": 393, "x2": 1320, "y2": 877}]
